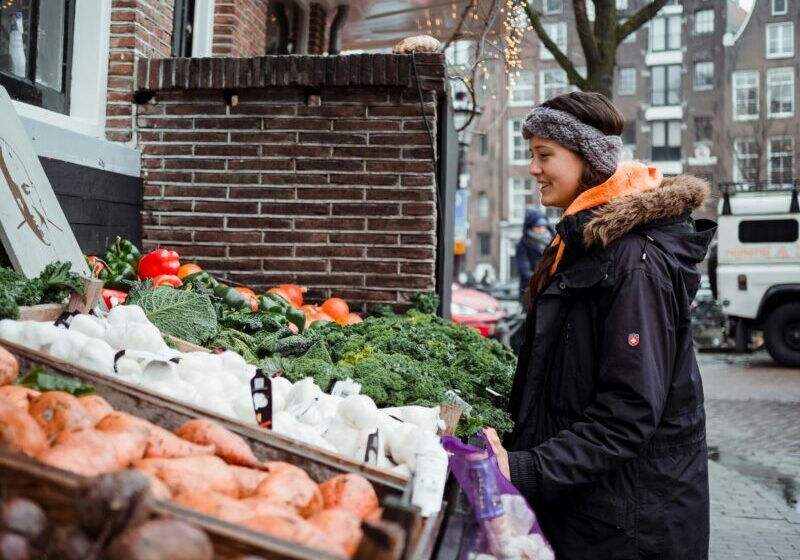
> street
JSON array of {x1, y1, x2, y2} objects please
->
[{"x1": 701, "y1": 351, "x2": 800, "y2": 560}]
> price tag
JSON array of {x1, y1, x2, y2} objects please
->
[
  {"x1": 411, "y1": 447, "x2": 449, "y2": 517},
  {"x1": 250, "y1": 368, "x2": 273, "y2": 429},
  {"x1": 363, "y1": 430, "x2": 380, "y2": 465}
]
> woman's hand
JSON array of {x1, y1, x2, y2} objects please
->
[{"x1": 483, "y1": 427, "x2": 511, "y2": 481}]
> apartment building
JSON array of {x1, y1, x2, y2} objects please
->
[{"x1": 463, "y1": 0, "x2": 773, "y2": 285}]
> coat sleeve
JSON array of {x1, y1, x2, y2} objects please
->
[
  {"x1": 516, "y1": 241, "x2": 535, "y2": 285},
  {"x1": 508, "y1": 267, "x2": 678, "y2": 503}
]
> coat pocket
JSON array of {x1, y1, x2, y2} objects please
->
[{"x1": 558, "y1": 493, "x2": 635, "y2": 559}]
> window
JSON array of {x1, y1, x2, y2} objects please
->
[
  {"x1": 478, "y1": 233, "x2": 492, "y2": 256},
  {"x1": 616, "y1": 0, "x2": 629, "y2": 10},
  {"x1": 587, "y1": 1, "x2": 596, "y2": 22},
  {"x1": 477, "y1": 192, "x2": 490, "y2": 219},
  {"x1": 767, "y1": 23, "x2": 794, "y2": 58},
  {"x1": 651, "y1": 120, "x2": 682, "y2": 161},
  {"x1": 446, "y1": 39, "x2": 475, "y2": 67},
  {"x1": 694, "y1": 10, "x2": 714, "y2": 34},
  {"x1": 772, "y1": 0, "x2": 788, "y2": 16},
  {"x1": 767, "y1": 67, "x2": 794, "y2": 117},
  {"x1": 543, "y1": 0, "x2": 562, "y2": 15},
  {"x1": 693, "y1": 61, "x2": 714, "y2": 90},
  {"x1": 477, "y1": 72, "x2": 492, "y2": 96},
  {"x1": 509, "y1": 70, "x2": 535, "y2": 106},
  {"x1": 622, "y1": 29, "x2": 637, "y2": 44},
  {"x1": 650, "y1": 15, "x2": 681, "y2": 52},
  {"x1": 768, "y1": 137, "x2": 794, "y2": 186},
  {"x1": 651, "y1": 65, "x2": 681, "y2": 106},
  {"x1": 510, "y1": 120, "x2": 528, "y2": 164},
  {"x1": 733, "y1": 71, "x2": 759, "y2": 120},
  {"x1": 540, "y1": 22, "x2": 567, "y2": 60},
  {"x1": 509, "y1": 178, "x2": 537, "y2": 222},
  {"x1": 622, "y1": 124, "x2": 636, "y2": 146},
  {"x1": 0, "y1": 2, "x2": 76, "y2": 114},
  {"x1": 694, "y1": 117, "x2": 713, "y2": 143},
  {"x1": 173, "y1": 0, "x2": 196, "y2": 57},
  {"x1": 618, "y1": 67, "x2": 636, "y2": 95},
  {"x1": 540, "y1": 69, "x2": 568, "y2": 102},
  {"x1": 478, "y1": 134, "x2": 489, "y2": 157},
  {"x1": 733, "y1": 139, "x2": 759, "y2": 182},
  {"x1": 739, "y1": 220, "x2": 798, "y2": 243}
]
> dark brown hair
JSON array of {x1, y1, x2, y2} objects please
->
[{"x1": 526, "y1": 92, "x2": 625, "y2": 306}]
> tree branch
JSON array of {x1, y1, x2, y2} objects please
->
[
  {"x1": 573, "y1": 0, "x2": 600, "y2": 63},
  {"x1": 522, "y1": 2, "x2": 586, "y2": 89},
  {"x1": 617, "y1": 0, "x2": 669, "y2": 44}
]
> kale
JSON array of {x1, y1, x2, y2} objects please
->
[
  {"x1": 37, "y1": 262, "x2": 85, "y2": 304},
  {"x1": 208, "y1": 328, "x2": 258, "y2": 364},
  {"x1": 220, "y1": 310, "x2": 285, "y2": 334},
  {"x1": 410, "y1": 291, "x2": 440, "y2": 314},
  {"x1": 0, "y1": 291, "x2": 19, "y2": 320}
]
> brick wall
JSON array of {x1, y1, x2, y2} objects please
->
[
  {"x1": 213, "y1": 0, "x2": 268, "y2": 57},
  {"x1": 134, "y1": 54, "x2": 446, "y2": 311},
  {"x1": 107, "y1": 0, "x2": 176, "y2": 142}
]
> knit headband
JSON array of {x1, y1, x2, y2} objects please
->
[{"x1": 522, "y1": 106, "x2": 623, "y2": 177}]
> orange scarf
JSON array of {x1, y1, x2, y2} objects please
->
[{"x1": 549, "y1": 161, "x2": 663, "y2": 274}]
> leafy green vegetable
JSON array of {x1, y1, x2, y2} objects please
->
[
  {"x1": 208, "y1": 328, "x2": 258, "y2": 363},
  {"x1": 410, "y1": 291, "x2": 440, "y2": 314},
  {"x1": 126, "y1": 287, "x2": 219, "y2": 345},
  {"x1": 16, "y1": 367, "x2": 96, "y2": 396},
  {"x1": 37, "y1": 261, "x2": 85, "y2": 304},
  {"x1": 220, "y1": 309, "x2": 286, "y2": 334},
  {"x1": 0, "y1": 291, "x2": 19, "y2": 320}
]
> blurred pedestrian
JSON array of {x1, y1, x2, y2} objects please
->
[
  {"x1": 484, "y1": 91, "x2": 716, "y2": 560},
  {"x1": 516, "y1": 209, "x2": 552, "y2": 302}
]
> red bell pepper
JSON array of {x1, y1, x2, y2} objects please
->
[
  {"x1": 152, "y1": 274, "x2": 183, "y2": 288},
  {"x1": 85, "y1": 256, "x2": 107, "y2": 278},
  {"x1": 102, "y1": 289, "x2": 128, "y2": 309},
  {"x1": 138, "y1": 249, "x2": 180, "y2": 279}
]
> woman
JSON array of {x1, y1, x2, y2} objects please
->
[{"x1": 483, "y1": 92, "x2": 715, "y2": 559}]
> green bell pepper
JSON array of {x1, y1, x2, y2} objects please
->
[
  {"x1": 285, "y1": 307, "x2": 306, "y2": 333},
  {"x1": 214, "y1": 284, "x2": 252, "y2": 310},
  {"x1": 183, "y1": 271, "x2": 219, "y2": 288},
  {"x1": 103, "y1": 236, "x2": 142, "y2": 268},
  {"x1": 259, "y1": 293, "x2": 290, "y2": 313},
  {"x1": 103, "y1": 261, "x2": 138, "y2": 291}
]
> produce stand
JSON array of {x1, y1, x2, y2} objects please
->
[{"x1": 1, "y1": 337, "x2": 446, "y2": 559}]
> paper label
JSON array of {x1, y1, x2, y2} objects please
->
[{"x1": 411, "y1": 448, "x2": 449, "y2": 517}]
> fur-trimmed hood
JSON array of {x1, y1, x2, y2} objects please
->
[{"x1": 583, "y1": 174, "x2": 710, "y2": 248}]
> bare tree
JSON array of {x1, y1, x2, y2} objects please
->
[{"x1": 522, "y1": 0, "x2": 669, "y2": 98}]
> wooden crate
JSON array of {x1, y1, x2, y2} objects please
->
[{"x1": 1, "y1": 339, "x2": 444, "y2": 559}]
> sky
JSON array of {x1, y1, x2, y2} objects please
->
[{"x1": 738, "y1": 0, "x2": 755, "y2": 11}]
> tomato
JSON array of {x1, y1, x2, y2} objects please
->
[
  {"x1": 277, "y1": 284, "x2": 306, "y2": 307},
  {"x1": 152, "y1": 274, "x2": 183, "y2": 287},
  {"x1": 177, "y1": 263, "x2": 203, "y2": 279},
  {"x1": 321, "y1": 298, "x2": 349, "y2": 321},
  {"x1": 339, "y1": 313, "x2": 363, "y2": 326},
  {"x1": 234, "y1": 287, "x2": 256, "y2": 297}
]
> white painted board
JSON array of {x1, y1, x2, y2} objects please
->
[{"x1": 0, "y1": 86, "x2": 89, "y2": 277}]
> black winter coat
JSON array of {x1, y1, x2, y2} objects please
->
[
  {"x1": 505, "y1": 175, "x2": 716, "y2": 560},
  {"x1": 516, "y1": 234, "x2": 549, "y2": 299}
]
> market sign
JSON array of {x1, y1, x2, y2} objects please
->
[{"x1": 0, "y1": 86, "x2": 87, "y2": 277}]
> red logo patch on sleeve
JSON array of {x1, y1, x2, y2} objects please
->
[{"x1": 628, "y1": 333, "x2": 640, "y2": 347}]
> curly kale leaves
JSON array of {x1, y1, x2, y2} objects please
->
[
  {"x1": 0, "y1": 261, "x2": 85, "y2": 317},
  {"x1": 37, "y1": 262, "x2": 85, "y2": 304}
]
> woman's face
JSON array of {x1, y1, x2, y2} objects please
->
[{"x1": 528, "y1": 136, "x2": 584, "y2": 210}]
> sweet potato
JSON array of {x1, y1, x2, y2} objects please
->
[
  {"x1": 132, "y1": 469, "x2": 172, "y2": 501},
  {"x1": 229, "y1": 466, "x2": 269, "y2": 498},
  {"x1": 133, "y1": 456, "x2": 239, "y2": 498},
  {"x1": 28, "y1": 391, "x2": 92, "y2": 442},
  {"x1": 0, "y1": 396, "x2": 48, "y2": 457},
  {"x1": 78, "y1": 395, "x2": 114, "y2": 426},
  {"x1": 175, "y1": 418, "x2": 259, "y2": 467},
  {"x1": 254, "y1": 463, "x2": 323, "y2": 517},
  {"x1": 106, "y1": 518, "x2": 213, "y2": 560},
  {"x1": 0, "y1": 346, "x2": 18, "y2": 386},
  {"x1": 97, "y1": 412, "x2": 214, "y2": 459},
  {"x1": 237, "y1": 497, "x2": 302, "y2": 520},
  {"x1": 39, "y1": 429, "x2": 147, "y2": 477},
  {"x1": 0, "y1": 386, "x2": 40, "y2": 412},
  {"x1": 173, "y1": 491, "x2": 254, "y2": 523},
  {"x1": 319, "y1": 474, "x2": 379, "y2": 520},
  {"x1": 309, "y1": 509, "x2": 363, "y2": 558},
  {"x1": 243, "y1": 514, "x2": 346, "y2": 556}
]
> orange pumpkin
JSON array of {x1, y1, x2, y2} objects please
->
[
  {"x1": 277, "y1": 284, "x2": 306, "y2": 308},
  {"x1": 267, "y1": 288, "x2": 295, "y2": 307},
  {"x1": 177, "y1": 263, "x2": 203, "y2": 279},
  {"x1": 339, "y1": 313, "x2": 362, "y2": 326},
  {"x1": 320, "y1": 298, "x2": 349, "y2": 322}
]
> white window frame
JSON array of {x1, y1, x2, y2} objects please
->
[
  {"x1": 767, "y1": 67, "x2": 794, "y2": 118},
  {"x1": 772, "y1": 0, "x2": 788, "y2": 16},
  {"x1": 509, "y1": 177, "x2": 537, "y2": 222},
  {"x1": 587, "y1": 1, "x2": 596, "y2": 22},
  {"x1": 733, "y1": 138, "x2": 759, "y2": 183},
  {"x1": 618, "y1": 67, "x2": 637, "y2": 95},
  {"x1": 766, "y1": 22, "x2": 794, "y2": 59},
  {"x1": 542, "y1": 0, "x2": 563, "y2": 15},
  {"x1": 616, "y1": 0, "x2": 629, "y2": 9},
  {"x1": 768, "y1": 137, "x2": 795, "y2": 187},
  {"x1": 732, "y1": 71, "x2": 759, "y2": 121},
  {"x1": 509, "y1": 70, "x2": 535, "y2": 106},
  {"x1": 694, "y1": 9, "x2": 714, "y2": 35},
  {"x1": 540, "y1": 22, "x2": 567, "y2": 60},
  {"x1": 539, "y1": 68, "x2": 568, "y2": 102},
  {"x1": 192, "y1": 0, "x2": 217, "y2": 57},
  {"x1": 509, "y1": 120, "x2": 529, "y2": 165},
  {"x1": 477, "y1": 192, "x2": 490, "y2": 219},
  {"x1": 693, "y1": 61, "x2": 714, "y2": 91}
]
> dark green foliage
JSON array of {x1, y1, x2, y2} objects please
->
[
  {"x1": 410, "y1": 292, "x2": 440, "y2": 314},
  {"x1": 208, "y1": 328, "x2": 258, "y2": 364},
  {"x1": 37, "y1": 262, "x2": 86, "y2": 304},
  {"x1": 0, "y1": 291, "x2": 19, "y2": 320}
]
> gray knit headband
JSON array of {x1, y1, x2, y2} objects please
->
[{"x1": 522, "y1": 106, "x2": 623, "y2": 177}]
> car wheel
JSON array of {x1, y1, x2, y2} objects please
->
[{"x1": 764, "y1": 303, "x2": 800, "y2": 368}]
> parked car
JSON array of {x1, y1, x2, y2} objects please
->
[{"x1": 451, "y1": 285, "x2": 506, "y2": 337}]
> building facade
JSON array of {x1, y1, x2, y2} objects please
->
[{"x1": 464, "y1": 0, "x2": 797, "y2": 286}]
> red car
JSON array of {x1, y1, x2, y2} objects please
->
[{"x1": 450, "y1": 285, "x2": 507, "y2": 337}]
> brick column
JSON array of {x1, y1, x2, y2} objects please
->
[{"x1": 213, "y1": 0, "x2": 268, "y2": 57}]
